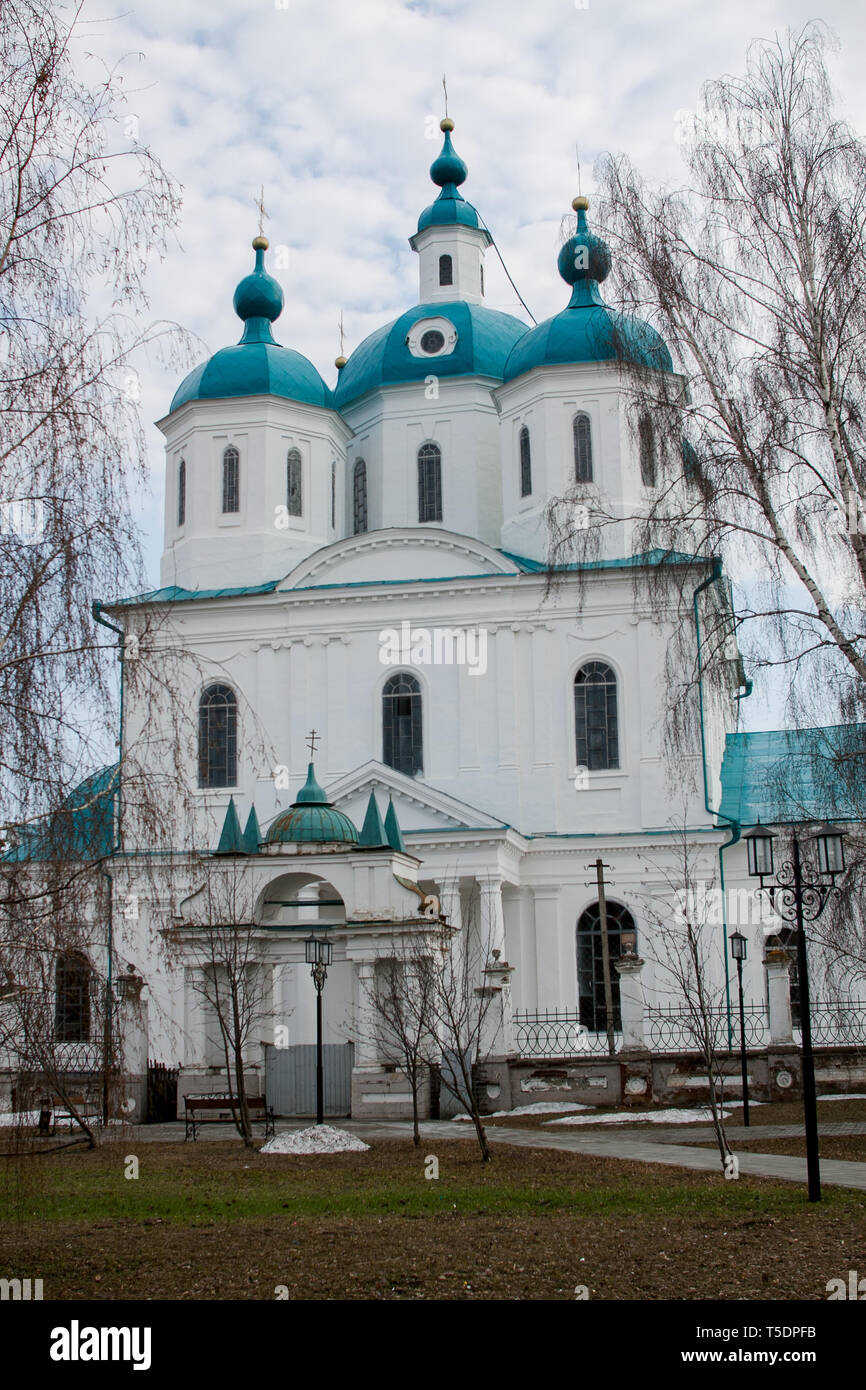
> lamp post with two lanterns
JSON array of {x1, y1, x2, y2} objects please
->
[{"x1": 744, "y1": 820, "x2": 846, "y2": 1202}]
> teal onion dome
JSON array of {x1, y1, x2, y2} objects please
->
[
  {"x1": 503, "y1": 196, "x2": 673, "y2": 381},
  {"x1": 265, "y1": 763, "x2": 359, "y2": 846},
  {"x1": 232, "y1": 235, "x2": 284, "y2": 323},
  {"x1": 430, "y1": 122, "x2": 468, "y2": 190},
  {"x1": 169, "y1": 235, "x2": 332, "y2": 412},
  {"x1": 416, "y1": 118, "x2": 481, "y2": 233},
  {"x1": 557, "y1": 197, "x2": 612, "y2": 287}
]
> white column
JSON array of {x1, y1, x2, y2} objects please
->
[
  {"x1": 354, "y1": 961, "x2": 380, "y2": 1070},
  {"x1": 764, "y1": 942, "x2": 794, "y2": 1045},
  {"x1": 477, "y1": 874, "x2": 506, "y2": 958},
  {"x1": 438, "y1": 876, "x2": 462, "y2": 933},
  {"x1": 534, "y1": 888, "x2": 562, "y2": 1008},
  {"x1": 614, "y1": 954, "x2": 647, "y2": 1051},
  {"x1": 183, "y1": 965, "x2": 206, "y2": 1068}
]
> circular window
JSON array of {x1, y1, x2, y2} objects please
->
[{"x1": 420, "y1": 329, "x2": 446, "y2": 354}]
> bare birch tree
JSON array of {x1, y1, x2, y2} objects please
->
[
  {"x1": 177, "y1": 860, "x2": 279, "y2": 1148},
  {"x1": 639, "y1": 828, "x2": 737, "y2": 1171},
  {"x1": 367, "y1": 941, "x2": 438, "y2": 1147},
  {"x1": 549, "y1": 25, "x2": 866, "y2": 757}
]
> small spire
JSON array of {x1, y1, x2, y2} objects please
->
[
  {"x1": 242, "y1": 805, "x2": 261, "y2": 855},
  {"x1": 359, "y1": 791, "x2": 388, "y2": 847},
  {"x1": 384, "y1": 797, "x2": 406, "y2": 853},
  {"x1": 216, "y1": 797, "x2": 245, "y2": 855}
]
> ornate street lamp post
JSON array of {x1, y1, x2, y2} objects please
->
[
  {"x1": 744, "y1": 821, "x2": 846, "y2": 1202},
  {"x1": 729, "y1": 930, "x2": 749, "y2": 1127},
  {"x1": 305, "y1": 936, "x2": 333, "y2": 1125}
]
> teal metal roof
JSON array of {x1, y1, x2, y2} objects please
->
[
  {"x1": 265, "y1": 763, "x2": 359, "y2": 846},
  {"x1": 334, "y1": 300, "x2": 529, "y2": 407},
  {"x1": 501, "y1": 547, "x2": 703, "y2": 573},
  {"x1": 504, "y1": 286, "x2": 673, "y2": 380},
  {"x1": 169, "y1": 238, "x2": 332, "y2": 413},
  {"x1": 719, "y1": 725, "x2": 866, "y2": 827},
  {"x1": 504, "y1": 200, "x2": 672, "y2": 381},
  {"x1": 116, "y1": 580, "x2": 280, "y2": 608},
  {"x1": 5, "y1": 765, "x2": 118, "y2": 862}
]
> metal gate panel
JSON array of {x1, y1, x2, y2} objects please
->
[{"x1": 265, "y1": 1043, "x2": 353, "y2": 1117}]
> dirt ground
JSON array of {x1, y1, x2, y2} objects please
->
[{"x1": 1, "y1": 1137, "x2": 863, "y2": 1300}]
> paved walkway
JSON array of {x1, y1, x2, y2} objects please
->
[{"x1": 121, "y1": 1115, "x2": 866, "y2": 1191}]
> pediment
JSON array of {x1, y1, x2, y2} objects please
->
[
  {"x1": 325, "y1": 760, "x2": 506, "y2": 834},
  {"x1": 278, "y1": 528, "x2": 520, "y2": 591}
]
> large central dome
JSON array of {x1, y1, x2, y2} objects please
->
[{"x1": 334, "y1": 299, "x2": 529, "y2": 407}]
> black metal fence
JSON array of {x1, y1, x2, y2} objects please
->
[
  {"x1": 514, "y1": 1010, "x2": 621, "y2": 1058},
  {"x1": 797, "y1": 1000, "x2": 866, "y2": 1047},
  {"x1": 645, "y1": 1004, "x2": 768, "y2": 1053}
]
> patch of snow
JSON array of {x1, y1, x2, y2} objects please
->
[
  {"x1": 545, "y1": 1106, "x2": 733, "y2": 1127},
  {"x1": 261, "y1": 1125, "x2": 370, "y2": 1155},
  {"x1": 0, "y1": 1110, "x2": 41, "y2": 1126},
  {"x1": 454, "y1": 1101, "x2": 595, "y2": 1120},
  {"x1": 818, "y1": 1093, "x2": 866, "y2": 1102}
]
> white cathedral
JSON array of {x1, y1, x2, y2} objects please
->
[{"x1": 86, "y1": 119, "x2": 789, "y2": 1116}]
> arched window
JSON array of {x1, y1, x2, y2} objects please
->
[
  {"x1": 198, "y1": 683, "x2": 238, "y2": 788},
  {"x1": 222, "y1": 445, "x2": 240, "y2": 514},
  {"x1": 331, "y1": 461, "x2": 336, "y2": 529},
  {"x1": 439, "y1": 254, "x2": 453, "y2": 287},
  {"x1": 383, "y1": 672, "x2": 423, "y2": 776},
  {"x1": 519, "y1": 426, "x2": 532, "y2": 497},
  {"x1": 55, "y1": 951, "x2": 92, "y2": 1042},
  {"x1": 353, "y1": 458, "x2": 367, "y2": 535},
  {"x1": 573, "y1": 413, "x2": 593, "y2": 482},
  {"x1": 574, "y1": 661, "x2": 619, "y2": 770},
  {"x1": 418, "y1": 441, "x2": 442, "y2": 523},
  {"x1": 576, "y1": 901, "x2": 637, "y2": 1032},
  {"x1": 480, "y1": 263, "x2": 484, "y2": 297},
  {"x1": 286, "y1": 448, "x2": 302, "y2": 517},
  {"x1": 638, "y1": 413, "x2": 657, "y2": 486},
  {"x1": 177, "y1": 458, "x2": 186, "y2": 527}
]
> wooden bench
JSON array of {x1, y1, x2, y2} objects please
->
[
  {"x1": 45, "y1": 1092, "x2": 102, "y2": 1133},
  {"x1": 184, "y1": 1093, "x2": 275, "y2": 1141}
]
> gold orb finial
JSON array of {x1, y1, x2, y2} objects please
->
[
  {"x1": 572, "y1": 195, "x2": 589, "y2": 212},
  {"x1": 440, "y1": 116, "x2": 455, "y2": 133},
  {"x1": 335, "y1": 355, "x2": 348, "y2": 370},
  {"x1": 252, "y1": 234, "x2": 269, "y2": 250}
]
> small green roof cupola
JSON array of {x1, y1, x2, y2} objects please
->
[{"x1": 265, "y1": 762, "x2": 359, "y2": 846}]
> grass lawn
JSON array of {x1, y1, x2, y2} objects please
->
[{"x1": 1, "y1": 1134, "x2": 864, "y2": 1300}]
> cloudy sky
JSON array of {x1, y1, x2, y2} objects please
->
[{"x1": 77, "y1": 0, "x2": 865, "y2": 726}]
